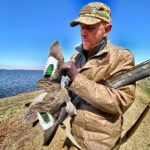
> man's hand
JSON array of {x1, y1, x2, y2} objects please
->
[{"x1": 60, "y1": 61, "x2": 78, "y2": 81}]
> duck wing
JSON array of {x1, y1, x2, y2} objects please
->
[
  {"x1": 43, "y1": 106, "x2": 67, "y2": 145},
  {"x1": 49, "y1": 41, "x2": 64, "y2": 83},
  {"x1": 49, "y1": 41, "x2": 64, "y2": 65},
  {"x1": 37, "y1": 41, "x2": 64, "y2": 90},
  {"x1": 43, "y1": 41, "x2": 64, "y2": 83}
]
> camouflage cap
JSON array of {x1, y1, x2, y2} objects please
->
[{"x1": 70, "y1": 2, "x2": 111, "y2": 27}]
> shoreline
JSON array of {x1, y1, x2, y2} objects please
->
[{"x1": 0, "y1": 90, "x2": 42, "y2": 101}]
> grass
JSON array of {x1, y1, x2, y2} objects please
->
[{"x1": 120, "y1": 78, "x2": 150, "y2": 150}]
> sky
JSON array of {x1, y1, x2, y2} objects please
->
[{"x1": 0, "y1": 0, "x2": 149, "y2": 69}]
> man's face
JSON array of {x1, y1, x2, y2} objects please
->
[{"x1": 80, "y1": 22, "x2": 109, "y2": 51}]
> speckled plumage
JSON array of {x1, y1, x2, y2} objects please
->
[{"x1": 23, "y1": 41, "x2": 76, "y2": 144}]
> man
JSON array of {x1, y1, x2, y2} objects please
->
[{"x1": 61, "y1": 2, "x2": 135, "y2": 150}]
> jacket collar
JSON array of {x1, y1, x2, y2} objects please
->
[{"x1": 74, "y1": 39, "x2": 110, "y2": 71}]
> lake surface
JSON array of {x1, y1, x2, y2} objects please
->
[{"x1": 0, "y1": 70, "x2": 43, "y2": 98}]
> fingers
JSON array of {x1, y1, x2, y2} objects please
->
[{"x1": 60, "y1": 61, "x2": 78, "y2": 81}]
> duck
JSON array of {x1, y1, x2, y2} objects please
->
[{"x1": 23, "y1": 41, "x2": 76, "y2": 145}]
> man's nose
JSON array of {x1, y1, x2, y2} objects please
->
[{"x1": 81, "y1": 28, "x2": 88, "y2": 36}]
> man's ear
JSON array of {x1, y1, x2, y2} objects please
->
[{"x1": 103, "y1": 23, "x2": 112, "y2": 37}]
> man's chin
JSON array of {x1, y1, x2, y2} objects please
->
[{"x1": 83, "y1": 43, "x2": 91, "y2": 51}]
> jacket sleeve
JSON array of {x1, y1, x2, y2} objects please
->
[{"x1": 70, "y1": 51, "x2": 136, "y2": 115}]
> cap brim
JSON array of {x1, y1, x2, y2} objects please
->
[{"x1": 70, "y1": 16, "x2": 101, "y2": 27}]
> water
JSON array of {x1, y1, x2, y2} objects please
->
[{"x1": 0, "y1": 69, "x2": 43, "y2": 99}]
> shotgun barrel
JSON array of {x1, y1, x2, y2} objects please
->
[{"x1": 105, "y1": 60, "x2": 150, "y2": 88}]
